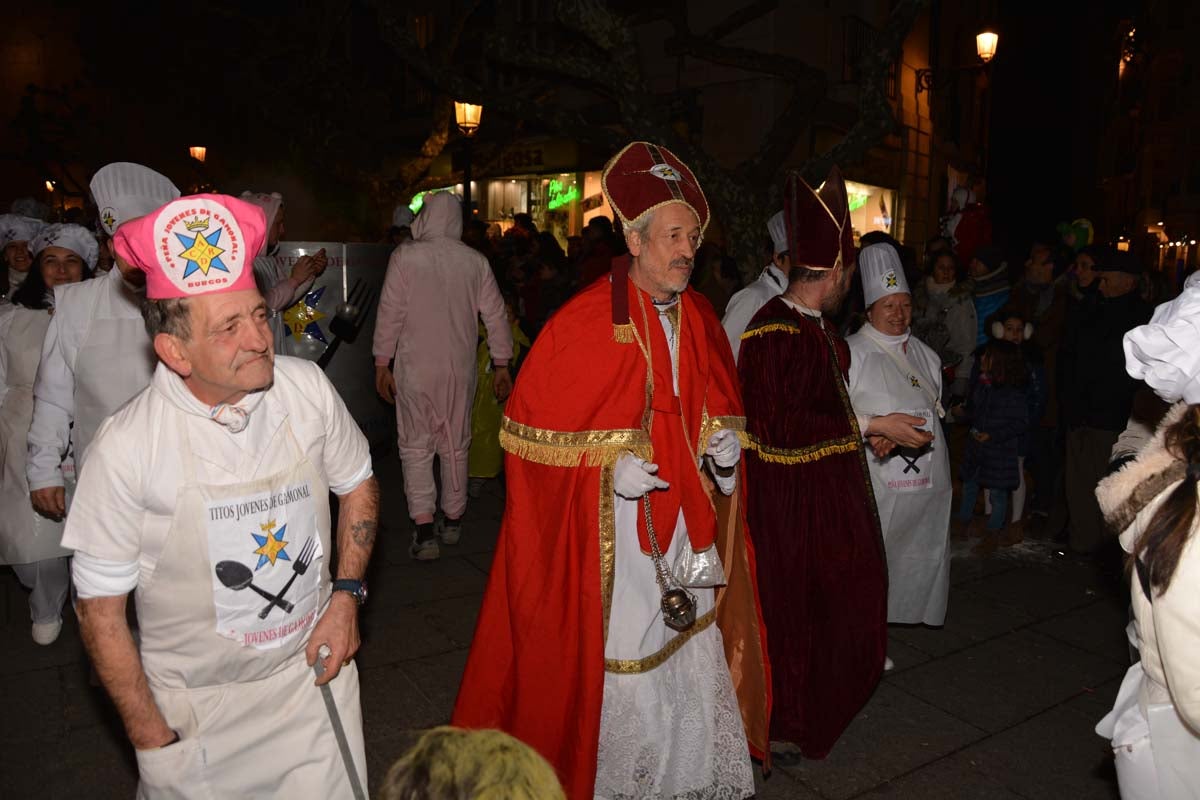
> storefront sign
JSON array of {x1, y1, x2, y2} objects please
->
[{"x1": 547, "y1": 179, "x2": 580, "y2": 211}]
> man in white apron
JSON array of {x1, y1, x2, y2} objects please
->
[
  {"x1": 63, "y1": 194, "x2": 378, "y2": 799},
  {"x1": 27, "y1": 162, "x2": 179, "y2": 520},
  {"x1": 847, "y1": 244, "x2": 952, "y2": 629},
  {"x1": 721, "y1": 210, "x2": 789, "y2": 363}
]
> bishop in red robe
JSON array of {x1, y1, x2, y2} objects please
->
[
  {"x1": 739, "y1": 167, "x2": 888, "y2": 758},
  {"x1": 453, "y1": 142, "x2": 771, "y2": 800}
]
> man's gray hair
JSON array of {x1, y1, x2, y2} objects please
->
[
  {"x1": 789, "y1": 265, "x2": 833, "y2": 284},
  {"x1": 142, "y1": 297, "x2": 193, "y2": 340},
  {"x1": 622, "y1": 211, "x2": 655, "y2": 247}
]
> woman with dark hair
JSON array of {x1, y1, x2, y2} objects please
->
[
  {"x1": 0, "y1": 214, "x2": 45, "y2": 302},
  {"x1": 912, "y1": 249, "x2": 977, "y2": 405},
  {"x1": 0, "y1": 223, "x2": 96, "y2": 645},
  {"x1": 1096, "y1": 281, "x2": 1200, "y2": 798}
]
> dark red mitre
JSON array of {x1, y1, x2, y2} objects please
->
[
  {"x1": 603, "y1": 142, "x2": 709, "y2": 339},
  {"x1": 784, "y1": 165, "x2": 855, "y2": 271}
]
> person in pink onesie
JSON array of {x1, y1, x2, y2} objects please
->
[{"x1": 373, "y1": 192, "x2": 513, "y2": 560}]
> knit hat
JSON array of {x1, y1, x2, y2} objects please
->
[
  {"x1": 114, "y1": 194, "x2": 267, "y2": 300},
  {"x1": 30, "y1": 224, "x2": 99, "y2": 269},
  {"x1": 91, "y1": 162, "x2": 181, "y2": 236},
  {"x1": 972, "y1": 244, "x2": 1005, "y2": 273},
  {"x1": 1095, "y1": 247, "x2": 1142, "y2": 275}
]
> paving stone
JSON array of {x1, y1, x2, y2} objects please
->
[
  {"x1": 951, "y1": 702, "x2": 1121, "y2": 799},
  {"x1": 855, "y1": 755, "x2": 1027, "y2": 799},
  {"x1": 888, "y1": 584, "x2": 1035, "y2": 658},
  {"x1": 890, "y1": 629, "x2": 1126, "y2": 734},
  {"x1": 466, "y1": 550, "x2": 496, "y2": 574},
  {"x1": 357, "y1": 604, "x2": 458, "y2": 667},
  {"x1": 0, "y1": 666, "x2": 61, "y2": 742},
  {"x1": 367, "y1": 558, "x2": 489, "y2": 605},
  {"x1": 359, "y1": 663, "x2": 444, "y2": 741},
  {"x1": 884, "y1": 634, "x2": 932, "y2": 672},
  {"x1": 965, "y1": 561, "x2": 1108, "y2": 619},
  {"x1": 784, "y1": 683, "x2": 986, "y2": 799},
  {"x1": 398, "y1": 649, "x2": 470, "y2": 721},
  {"x1": 367, "y1": 730, "x2": 424, "y2": 797},
  {"x1": 753, "y1": 765, "x2": 823, "y2": 799},
  {"x1": 421, "y1": 593, "x2": 483, "y2": 648},
  {"x1": 0, "y1": 593, "x2": 88, "y2": 676},
  {"x1": 54, "y1": 724, "x2": 139, "y2": 798},
  {"x1": 1032, "y1": 598, "x2": 1131, "y2": 665}
]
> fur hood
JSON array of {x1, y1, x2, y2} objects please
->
[{"x1": 1096, "y1": 401, "x2": 1188, "y2": 536}]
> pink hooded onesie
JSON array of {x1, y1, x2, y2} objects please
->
[{"x1": 372, "y1": 192, "x2": 512, "y2": 521}]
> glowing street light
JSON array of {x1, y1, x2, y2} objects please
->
[
  {"x1": 976, "y1": 31, "x2": 999, "y2": 63},
  {"x1": 189, "y1": 146, "x2": 207, "y2": 164},
  {"x1": 454, "y1": 102, "x2": 483, "y2": 137}
]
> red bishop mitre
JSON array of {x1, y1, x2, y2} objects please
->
[
  {"x1": 601, "y1": 142, "x2": 710, "y2": 341},
  {"x1": 784, "y1": 165, "x2": 855, "y2": 271}
]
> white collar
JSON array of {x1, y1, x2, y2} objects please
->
[
  {"x1": 151, "y1": 362, "x2": 269, "y2": 433},
  {"x1": 780, "y1": 296, "x2": 821, "y2": 318},
  {"x1": 863, "y1": 323, "x2": 910, "y2": 347},
  {"x1": 763, "y1": 264, "x2": 787, "y2": 290}
]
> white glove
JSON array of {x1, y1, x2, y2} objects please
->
[
  {"x1": 613, "y1": 454, "x2": 669, "y2": 500},
  {"x1": 705, "y1": 429, "x2": 741, "y2": 468}
]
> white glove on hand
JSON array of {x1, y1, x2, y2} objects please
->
[
  {"x1": 705, "y1": 429, "x2": 741, "y2": 469},
  {"x1": 613, "y1": 454, "x2": 669, "y2": 500}
]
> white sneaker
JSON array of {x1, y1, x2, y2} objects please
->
[
  {"x1": 883, "y1": 656, "x2": 895, "y2": 672},
  {"x1": 437, "y1": 517, "x2": 462, "y2": 546},
  {"x1": 32, "y1": 618, "x2": 62, "y2": 645},
  {"x1": 409, "y1": 532, "x2": 440, "y2": 561}
]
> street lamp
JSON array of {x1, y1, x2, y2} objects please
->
[
  {"x1": 916, "y1": 28, "x2": 1000, "y2": 94},
  {"x1": 189, "y1": 146, "x2": 207, "y2": 164},
  {"x1": 454, "y1": 101, "x2": 483, "y2": 222}
]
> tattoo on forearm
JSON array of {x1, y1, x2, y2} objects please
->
[{"x1": 350, "y1": 519, "x2": 376, "y2": 548}]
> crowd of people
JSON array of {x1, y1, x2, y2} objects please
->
[{"x1": 0, "y1": 141, "x2": 1198, "y2": 799}]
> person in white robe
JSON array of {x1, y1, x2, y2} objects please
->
[
  {"x1": 1, "y1": 223, "x2": 97, "y2": 643},
  {"x1": 0, "y1": 214, "x2": 45, "y2": 301},
  {"x1": 27, "y1": 163, "x2": 179, "y2": 524},
  {"x1": 847, "y1": 243, "x2": 951, "y2": 628},
  {"x1": 721, "y1": 210, "x2": 790, "y2": 362}
]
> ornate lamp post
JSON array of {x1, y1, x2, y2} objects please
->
[
  {"x1": 916, "y1": 28, "x2": 999, "y2": 94},
  {"x1": 454, "y1": 101, "x2": 483, "y2": 222}
]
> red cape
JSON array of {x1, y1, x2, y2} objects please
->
[{"x1": 452, "y1": 275, "x2": 771, "y2": 799}]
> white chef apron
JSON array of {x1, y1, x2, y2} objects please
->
[
  {"x1": 0, "y1": 308, "x2": 72, "y2": 563},
  {"x1": 848, "y1": 329, "x2": 951, "y2": 626},
  {"x1": 132, "y1": 418, "x2": 365, "y2": 799},
  {"x1": 72, "y1": 270, "x2": 157, "y2": 472}
]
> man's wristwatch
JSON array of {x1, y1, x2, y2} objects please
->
[{"x1": 331, "y1": 579, "x2": 368, "y2": 606}]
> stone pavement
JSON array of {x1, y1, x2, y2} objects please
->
[{"x1": 0, "y1": 450, "x2": 1127, "y2": 798}]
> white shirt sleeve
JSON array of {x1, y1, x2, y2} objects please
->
[
  {"x1": 0, "y1": 307, "x2": 13, "y2": 409},
  {"x1": 72, "y1": 551, "x2": 139, "y2": 598},
  {"x1": 59, "y1": 418, "x2": 145, "y2": 563},
  {"x1": 308, "y1": 362, "x2": 372, "y2": 495},
  {"x1": 721, "y1": 287, "x2": 759, "y2": 364},
  {"x1": 27, "y1": 301, "x2": 76, "y2": 490}
]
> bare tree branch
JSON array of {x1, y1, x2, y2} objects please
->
[{"x1": 703, "y1": 0, "x2": 779, "y2": 41}]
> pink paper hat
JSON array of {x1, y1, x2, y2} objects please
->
[{"x1": 114, "y1": 193, "x2": 266, "y2": 300}]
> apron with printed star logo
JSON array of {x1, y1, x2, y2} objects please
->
[{"x1": 131, "y1": 418, "x2": 366, "y2": 800}]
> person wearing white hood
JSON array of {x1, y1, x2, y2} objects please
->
[
  {"x1": 27, "y1": 163, "x2": 179, "y2": 524},
  {"x1": 373, "y1": 192, "x2": 513, "y2": 559},
  {"x1": 847, "y1": 243, "x2": 951, "y2": 631},
  {"x1": 721, "y1": 210, "x2": 790, "y2": 362},
  {"x1": 1, "y1": 222, "x2": 97, "y2": 644},
  {"x1": 1095, "y1": 273, "x2": 1200, "y2": 799},
  {"x1": 239, "y1": 191, "x2": 327, "y2": 357},
  {"x1": 0, "y1": 213, "x2": 46, "y2": 300}
]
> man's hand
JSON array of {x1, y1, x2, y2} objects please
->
[
  {"x1": 31, "y1": 486, "x2": 65, "y2": 520},
  {"x1": 613, "y1": 454, "x2": 669, "y2": 499},
  {"x1": 375, "y1": 365, "x2": 396, "y2": 404},
  {"x1": 290, "y1": 249, "x2": 329, "y2": 285},
  {"x1": 704, "y1": 429, "x2": 741, "y2": 468},
  {"x1": 972, "y1": 430, "x2": 991, "y2": 443},
  {"x1": 866, "y1": 413, "x2": 935, "y2": 449},
  {"x1": 867, "y1": 435, "x2": 896, "y2": 459},
  {"x1": 493, "y1": 366, "x2": 513, "y2": 401},
  {"x1": 306, "y1": 592, "x2": 360, "y2": 686}
]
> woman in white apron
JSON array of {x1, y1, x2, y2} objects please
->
[
  {"x1": 1095, "y1": 282, "x2": 1200, "y2": 799},
  {"x1": 847, "y1": 244, "x2": 951, "y2": 627},
  {"x1": 0, "y1": 223, "x2": 96, "y2": 644}
]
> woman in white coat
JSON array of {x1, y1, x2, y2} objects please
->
[
  {"x1": 848, "y1": 244, "x2": 951, "y2": 627},
  {"x1": 1095, "y1": 279, "x2": 1200, "y2": 799},
  {"x1": 0, "y1": 224, "x2": 96, "y2": 644}
]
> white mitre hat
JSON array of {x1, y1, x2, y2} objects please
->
[{"x1": 1125, "y1": 272, "x2": 1200, "y2": 404}]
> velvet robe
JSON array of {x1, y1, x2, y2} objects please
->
[
  {"x1": 452, "y1": 274, "x2": 771, "y2": 799},
  {"x1": 739, "y1": 296, "x2": 887, "y2": 757}
]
